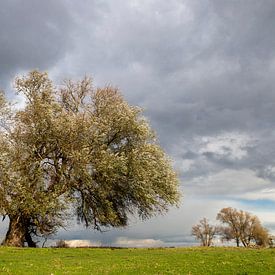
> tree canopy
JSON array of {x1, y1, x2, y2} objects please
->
[
  {"x1": 0, "y1": 71, "x2": 180, "y2": 247},
  {"x1": 217, "y1": 207, "x2": 269, "y2": 247},
  {"x1": 191, "y1": 218, "x2": 218, "y2": 246}
]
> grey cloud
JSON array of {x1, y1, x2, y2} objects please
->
[
  {"x1": 211, "y1": 0, "x2": 275, "y2": 61},
  {"x1": 1, "y1": 0, "x2": 275, "y2": 243},
  {"x1": 53, "y1": 196, "x2": 224, "y2": 247},
  {"x1": 46, "y1": 1, "x2": 275, "y2": 149},
  {"x1": 0, "y1": 0, "x2": 74, "y2": 90}
]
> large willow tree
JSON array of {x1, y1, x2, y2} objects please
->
[{"x1": 0, "y1": 71, "x2": 180, "y2": 247}]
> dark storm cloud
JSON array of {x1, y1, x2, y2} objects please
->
[
  {"x1": 50, "y1": 0, "x2": 275, "y2": 157},
  {"x1": 0, "y1": 0, "x2": 74, "y2": 90},
  {"x1": 1, "y1": 0, "x2": 275, "y2": 242}
]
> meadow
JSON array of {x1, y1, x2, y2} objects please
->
[{"x1": 0, "y1": 247, "x2": 274, "y2": 274}]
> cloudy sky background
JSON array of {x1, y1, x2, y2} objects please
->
[{"x1": 1, "y1": 0, "x2": 275, "y2": 247}]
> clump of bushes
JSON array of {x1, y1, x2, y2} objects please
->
[{"x1": 55, "y1": 240, "x2": 69, "y2": 248}]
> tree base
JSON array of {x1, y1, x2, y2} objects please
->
[{"x1": 2, "y1": 215, "x2": 36, "y2": 247}]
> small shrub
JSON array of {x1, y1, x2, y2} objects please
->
[{"x1": 55, "y1": 240, "x2": 69, "y2": 248}]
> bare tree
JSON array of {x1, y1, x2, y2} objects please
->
[
  {"x1": 192, "y1": 218, "x2": 218, "y2": 246},
  {"x1": 252, "y1": 223, "x2": 270, "y2": 247},
  {"x1": 217, "y1": 207, "x2": 269, "y2": 247}
]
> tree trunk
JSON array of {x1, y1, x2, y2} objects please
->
[
  {"x1": 236, "y1": 238, "x2": 240, "y2": 247},
  {"x1": 241, "y1": 239, "x2": 248, "y2": 247},
  {"x1": 25, "y1": 231, "x2": 37, "y2": 247},
  {"x1": 2, "y1": 215, "x2": 36, "y2": 247},
  {"x1": 2, "y1": 215, "x2": 27, "y2": 247}
]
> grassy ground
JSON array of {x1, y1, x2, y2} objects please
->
[{"x1": 0, "y1": 246, "x2": 274, "y2": 274}]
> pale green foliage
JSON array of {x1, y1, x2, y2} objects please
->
[{"x1": 0, "y1": 71, "x2": 180, "y2": 243}]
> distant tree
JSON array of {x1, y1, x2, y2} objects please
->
[
  {"x1": 0, "y1": 71, "x2": 180, "y2": 247},
  {"x1": 252, "y1": 223, "x2": 270, "y2": 247},
  {"x1": 192, "y1": 218, "x2": 218, "y2": 246},
  {"x1": 55, "y1": 240, "x2": 69, "y2": 248},
  {"x1": 268, "y1": 235, "x2": 275, "y2": 248},
  {"x1": 217, "y1": 207, "x2": 269, "y2": 247}
]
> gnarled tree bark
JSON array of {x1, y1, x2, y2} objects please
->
[{"x1": 2, "y1": 215, "x2": 36, "y2": 247}]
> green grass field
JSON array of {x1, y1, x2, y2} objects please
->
[{"x1": 0, "y1": 247, "x2": 274, "y2": 274}]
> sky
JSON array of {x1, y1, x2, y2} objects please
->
[{"x1": 1, "y1": 0, "x2": 275, "y2": 247}]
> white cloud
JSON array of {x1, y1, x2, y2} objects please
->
[
  {"x1": 114, "y1": 237, "x2": 164, "y2": 248},
  {"x1": 240, "y1": 188, "x2": 275, "y2": 201},
  {"x1": 198, "y1": 132, "x2": 254, "y2": 160},
  {"x1": 188, "y1": 168, "x2": 270, "y2": 198},
  {"x1": 252, "y1": 211, "x2": 275, "y2": 225},
  {"x1": 175, "y1": 159, "x2": 195, "y2": 173},
  {"x1": 65, "y1": 240, "x2": 101, "y2": 248},
  {"x1": 263, "y1": 165, "x2": 275, "y2": 178}
]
